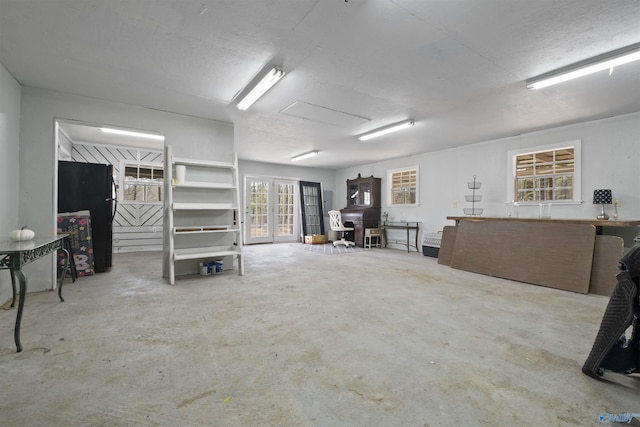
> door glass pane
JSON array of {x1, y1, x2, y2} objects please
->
[
  {"x1": 250, "y1": 181, "x2": 269, "y2": 238},
  {"x1": 348, "y1": 184, "x2": 359, "y2": 206},
  {"x1": 277, "y1": 182, "x2": 295, "y2": 237},
  {"x1": 361, "y1": 183, "x2": 371, "y2": 205}
]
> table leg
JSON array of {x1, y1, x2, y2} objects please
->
[
  {"x1": 13, "y1": 269, "x2": 26, "y2": 352},
  {"x1": 9, "y1": 268, "x2": 17, "y2": 308},
  {"x1": 383, "y1": 228, "x2": 388, "y2": 248},
  {"x1": 406, "y1": 226, "x2": 410, "y2": 252},
  {"x1": 58, "y1": 247, "x2": 69, "y2": 302},
  {"x1": 415, "y1": 224, "x2": 420, "y2": 252}
]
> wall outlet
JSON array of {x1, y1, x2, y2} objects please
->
[{"x1": 613, "y1": 198, "x2": 621, "y2": 207}]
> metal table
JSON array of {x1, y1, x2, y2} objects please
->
[
  {"x1": 0, "y1": 235, "x2": 70, "y2": 352},
  {"x1": 382, "y1": 222, "x2": 421, "y2": 252}
]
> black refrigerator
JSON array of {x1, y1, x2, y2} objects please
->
[{"x1": 58, "y1": 161, "x2": 117, "y2": 273}]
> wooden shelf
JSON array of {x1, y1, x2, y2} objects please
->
[
  {"x1": 172, "y1": 202, "x2": 236, "y2": 211},
  {"x1": 172, "y1": 157, "x2": 235, "y2": 169},
  {"x1": 173, "y1": 181, "x2": 235, "y2": 189},
  {"x1": 173, "y1": 245, "x2": 241, "y2": 261},
  {"x1": 173, "y1": 226, "x2": 239, "y2": 235}
]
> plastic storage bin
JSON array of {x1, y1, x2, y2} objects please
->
[{"x1": 422, "y1": 233, "x2": 442, "y2": 257}]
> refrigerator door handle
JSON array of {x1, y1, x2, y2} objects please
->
[{"x1": 108, "y1": 177, "x2": 118, "y2": 223}]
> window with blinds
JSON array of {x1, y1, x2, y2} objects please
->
[
  {"x1": 514, "y1": 147, "x2": 574, "y2": 202},
  {"x1": 387, "y1": 167, "x2": 419, "y2": 206},
  {"x1": 123, "y1": 163, "x2": 164, "y2": 203}
]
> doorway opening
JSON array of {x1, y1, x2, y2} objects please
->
[{"x1": 55, "y1": 119, "x2": 165, "y2": 256}]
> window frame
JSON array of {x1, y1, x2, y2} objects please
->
[
  {"x1": 386, "y1": 166, "x2": 419, "y2": 207},
  {"x1": 119, "y1": 160, "x2": 164, "y2": 205},
  {"x1": 507, "y1": 140, "x2": 582, "y2": 205}
]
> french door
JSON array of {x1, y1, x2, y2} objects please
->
[
  {"x1": 299, "y1": 181, "x2": 325, "y2": 237},
  {"x1": 244, "y1": 176, "x2": 299, "y2": 244}
]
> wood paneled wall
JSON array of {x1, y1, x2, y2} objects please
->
[{"x1": 71, "y1": 143, "x2": 163, "y2": 252}]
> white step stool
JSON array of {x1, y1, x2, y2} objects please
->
[{"x1": 364, "y1": 228, "x2": 383, "y2": 248}]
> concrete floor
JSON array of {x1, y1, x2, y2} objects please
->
[{"x1": 1, "y1": 243, "x2": 639, "y2": 426}]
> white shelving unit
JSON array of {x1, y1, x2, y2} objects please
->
[{"x1": 164, "y1": 145, "x2": 243, "y2": 284}]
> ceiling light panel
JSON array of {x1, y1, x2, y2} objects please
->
[
  {"x1": 358, "y1": 120, "x2": 415, "y2": 141},
  {"x1": 527, "y1": 42, "x2": 640, "y2": 90},
  {"x1": 280, "y1": 101, "x2": 370, "y2": 127},
  {"x1": 236, "y1": 67, "x2": 285, "y2": 110},
  {"x1": 291, "y1": 150, "x2": 319, "y2": 162},
  {"x1": 99, "y1": 127, "x2": 165, "y2": 141}
]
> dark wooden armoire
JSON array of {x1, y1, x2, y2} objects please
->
[{"x1": 340, "y1": 174, "x2": 381, "y2": 247}]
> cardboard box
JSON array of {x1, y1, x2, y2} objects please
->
[{"x1": 304, "y1": 234, "x2": 325, "y2": 244}]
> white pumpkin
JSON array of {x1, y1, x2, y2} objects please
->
[{"x1": 9, "y1": 226, "x2": 35, "y2": 241}]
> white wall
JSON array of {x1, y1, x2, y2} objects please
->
[
  {"x1": 239, "y1": 159, "x2": 337, "y2": 207},
  {"x1": 0, "y1": 64, "x2": 21, "y2": 304},
  {"x1": 57, "y1": 128, "x2": 73, "y2": 159},
  {"x1": 19, "y1": 87, "x2": 233, "y2": 292},
  {"x1": 336, "y1": 112, "x2": 640, "y2": 247}
]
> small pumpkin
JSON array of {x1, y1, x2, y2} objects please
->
[{"x1": 9, "y1": 226, "x2": 35, "y2": 241}]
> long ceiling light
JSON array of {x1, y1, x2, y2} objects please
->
[
  {"x1": 526, "y1": 42, "x2": 640, "y2": 90},
  {"x1": 358, "y1": 119, "x2": 414, "y2": 141},
  {"x1": 99, "y1": 127, "x2": 165, "y2": 141},
  {"x1": 236, "y1": 67, "x2": 286, "y2": 110},
  {"x1": 291, "y1": 150, "x2": 318, "y2": 162}
]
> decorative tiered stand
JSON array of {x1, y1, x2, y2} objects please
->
[{"x1": 464, "y1": 175, "x2": 483, "y2": 216}]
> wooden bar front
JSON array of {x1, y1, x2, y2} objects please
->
[
  {"x1": 438, "y1": 216, "x2": 640, "y2": 296},
  {"x1": 447, "y1": 216, "x2": 640, "y2": 229},
  {"x1": 450, "y1": 220, "x2": 596, "y2": 293}
]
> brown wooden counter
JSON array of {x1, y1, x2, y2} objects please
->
[
  {"x1": 447, "y1": 216, "x2": 640, "y2": 229},
  {"x1": 440, "y1": 217, "x2": 635, "y2": 295}
]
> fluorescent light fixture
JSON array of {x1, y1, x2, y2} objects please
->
[
  {"x1": 291, "y1": 150, "x2": 318, "y2": 162},
  {"x1": 527, "y1": 42, "x2": 640, "y2": 90},
  {"x1": 358, "y1": 119, "x2": 414, "y2": 141},
  {"x1": 236, "y1": 67, "x2": 286, "y2": 110},
  {"x1": 99, "y1": 127, "x2": 165, "y2": 141}
]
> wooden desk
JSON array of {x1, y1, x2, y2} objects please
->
[
  {"x1": 382, "y1": 222, "x2": 420, "y2": 252},
  {"x1": 0, "y1": 236, "x2": 70, "y2": 352}
]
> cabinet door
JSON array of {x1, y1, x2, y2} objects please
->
[
  {"x1": 347, "y1": 176, "x2": 379, "y2": 207},
  {"x1": 359, "y1": 182, "x2": 371, "y2": 206},
  {"x1": 348, "y1": 183, "x2": 359, "y2": 207}
]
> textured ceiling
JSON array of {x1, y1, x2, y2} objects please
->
[{"x1": 1, "y1": 0, "x2": 639, "y2": 169}]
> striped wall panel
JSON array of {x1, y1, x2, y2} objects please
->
[
  {"x1": 113, "y1": 226, "x2": 162, "y2": 253},
  {"x1": 114, "y1": 203, "x2": 163, "y2": 227},
  {"x1": 71, "y1": 144, "x2": 164, "y2": 252}
]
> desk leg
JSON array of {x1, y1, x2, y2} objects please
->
[
  {"x1": 58, "y1": 247, "x2": 69, "y2": 302},
  {"x1": 9, "y1": 268, "x2": 17, "y2": 308},
  {"x1": 406, "y1": 227, "x2": 410, "y2": 252},
  {"x1": 13, "y1": 269, "x2": 26, "y2": 352}
]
